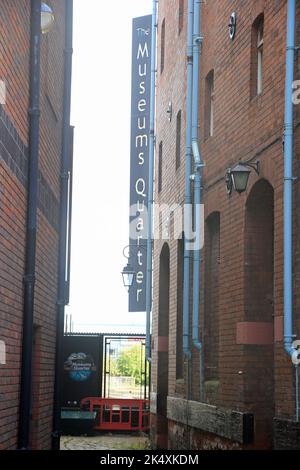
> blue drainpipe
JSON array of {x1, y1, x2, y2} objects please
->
[
  {"x1": 284, "y1": 0, "x2": 299, "y2": 421},
  {"x1": 284, "y1": 0, "x2": 297, "y2": 361},
  {"x1": 146, "y1": 0, "x2": 158, "y2": 362},
  {"x1": 191, "y1": 0, "x2": 204, "y2": 402},
  {"x1": 183, "y1": 0, "x2": 194, "y2": 369}
]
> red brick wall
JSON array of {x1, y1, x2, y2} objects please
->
[
  {"x1": 0, "y1": 0, "x2": 66, "y2": 450},
  {"x1": 151, "y1": 0, "x2": 300, "y2": 449},
  {"x1": 0, "y1": 160, "x2": 26, "y2": 450},
  {"x1": 152, "y1": 0, "x2": 187, "y2": 398}
]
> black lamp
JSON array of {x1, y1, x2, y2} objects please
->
[
  {"x1": 226, "y1": 161, "x2": 260, "y2": 195},
  {"x1": 41, "y1": 3, "x2": 55, "y2": 34},
  {"x1": 121, "y1": 262, "x2": 136, "y2": 292}
]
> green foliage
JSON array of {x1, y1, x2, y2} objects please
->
[
  {"x1": 117, "y1": 344, "x2": 145, "y2": 385},
  {"x1": 109, "y1": 344, "x2": 146, "y2": 385}
]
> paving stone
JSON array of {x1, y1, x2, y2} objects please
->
[{"x1": 60, "y1": 434, "x2": 150, "y2": 451}]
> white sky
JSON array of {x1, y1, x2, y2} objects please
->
[{"x1": 68, "y1": 0, "x2": 151, "y2": 333}]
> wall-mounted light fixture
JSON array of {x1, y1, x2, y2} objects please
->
[
  {"x1": 229, "y1": 12, "x2": 237, "y2": 40},
  {"x1": 121, "y1": 261, "x2": 136, "y2": 292},
  {"x1": 41, "y1": 3, "x2": 55, "y2": 34},
  {"x1": 121, "y1": 245, "x2": 136, "y2": 291},
  {"x1": 226, "y1": 161, "x2": 260, "y2": 195},
  {"x1": 167, "y1": 101, "x2": 172, "y2": 122}
]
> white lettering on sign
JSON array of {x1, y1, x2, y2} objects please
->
[
  {"x1": 136, "y1": 134, "x2": 148, "y2": 148},
  {"x1": 136, "y1": 218, "x2": 144, "y2": 232},
  {"x1": 139, "y1": 81, "x2": 146, "y2": 94},
  {"x1": 137, "y1": 200, "x2": 145, "y2": 212},
  {"x1": 137, "y1": 42, "x2": 149, "y2": 59},
  {"x1": 138, "y1": 152, "x2": 145, "y2": 165},
  {"x1": 139, "y1": 64, "x2": 147, "y2": 77},
  {"x1": 137, "y1": 28, "x2": 150, "y2": 36},
  {"x1": 137, "y1": 251, "x2": 143, "y2": 266},
  {"x1": 135, "y1": 178, "x2": 146, "y2": 198},
  {"x1": 129, "y1": 17, "x2": 152, "y2": 312},
  {"x1": 138, "y1": 99, "x2": 146, "y2": 112},
  {"x1": 138, "y1": 117, "x2": 146, "y2": 130}
]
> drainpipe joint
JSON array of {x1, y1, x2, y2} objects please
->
[
  {"x1": 184, "y1": 350, "x2": 192, "y2": 361},
  {"x1": 284, "y1": 123, "x2": 293, "y2": 137},
  {"x1": 284, "y1": 335, "x2": 299, "y2": 362},
  {"x1": 193, "y1": 35, "x2": 203, "y2": 45}
]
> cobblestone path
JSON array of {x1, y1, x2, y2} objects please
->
[{"x1": 60, "y1": 434, "x2": 150, "y2": 451}]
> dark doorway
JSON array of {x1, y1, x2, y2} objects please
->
[
  {"x1": 204, "y1": 212, "x2": 220, "y2": 404},
  {"x1": 244, "y1": 179, "x2": 274, "y2": 448},
  {"x1": 176, "y1": 238, "x2": 184, "y2": 380},
  {"x1": 157, "y1": 243, "x2": 170, "y2": 448}
]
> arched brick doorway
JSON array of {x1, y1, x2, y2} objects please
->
[
  {"x1": 244, "y1": 179, "x2": 274, "y2": 448},
  {"x1": 157, "y1": 243, "x2": 170, "y2": 449},
  {"x1": 204, "y1": 212, "x2": 220, "y2": 404}
]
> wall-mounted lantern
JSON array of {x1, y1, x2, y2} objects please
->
[
  {"x1": 229, "y1": 12, "x2": 237, "y2": 40},
  {"x1": 167, "y1": 101, "x2": 173, "y2": 122},
  {"x1": 226, "y1": 161, "x2": 260, "y2": 195},
  {"x1": 121, "y1": 262, "x2": 136, "y2": 292},
  {"x1": 41, "y1": 3, "x2": 55, "y2": 34}
]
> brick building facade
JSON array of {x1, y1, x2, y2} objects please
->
[
  {"x1": 150, "y1": 0, "x2": 300, "y2": 450},
  {"x1": 0, "y1": 1, "x2": 70, "y2": 449}
]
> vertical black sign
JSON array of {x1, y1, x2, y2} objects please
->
[
  {"x1": 62, "y1": 335, "x2": 103, "y2": 407},
  {"x1": 129, "y1": 15, "x2": 152, "y2": 312}
]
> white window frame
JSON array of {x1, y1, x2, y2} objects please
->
[
  {"x1": 209, "y1": 77, "x2": 214, "y2": 137},
  {"x1": 257, "y1": 23, "x2": 264, "y2": 95}
]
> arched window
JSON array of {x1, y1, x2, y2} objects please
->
[
  {"x1": 244, "y1": 179, "x2": 274, "y2": 447},
  {"x1": 175, "y1": 110, "x2": 182, "y2": 170},
  {"x1": 176, "y1": 237, "x2": 184, "y2": 380},
  {"x1": 257, "y1": 21, "x2": 264, "y2": 94},
  {"x1": 205, "y1": 70, "x2": 214, "y2": 138},
  {"x1": 157, "y1": 243, "x2": 170, "y2": 442},
  {"x1": 160, "y1": 19, "x2": 165, "y2": 74},
  {"x1": 158, "y1": 141, "x2": 163, "y2": 193},
  {"x1": 251, "y1": 14, "x2": 264, "y2": 97},
  {"x1": 204, "y1": 212, "x2": 220, "y2": 402},
  {"x1": 178, "y1": 0, "x2": 184, "y2": 35}
]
